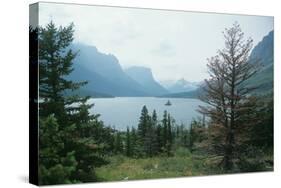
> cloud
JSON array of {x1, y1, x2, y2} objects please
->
[
  {"x1": 38, "y1": 2, "x2": 273, "y2": 82},
  {"x1": 151, "y1": 40, "x2": 176, "y2": 57}
]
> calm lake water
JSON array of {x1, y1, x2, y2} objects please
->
[{"x1": 88, "y1": 97, "x2": 204, "y2": 131}]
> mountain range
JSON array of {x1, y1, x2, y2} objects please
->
[
  {"x1": 160, "y1": 79, "x2": 200, "y2": 93},
  {"x1": 68, "y1": 43, "x2": 169, "y2": 97},
  {"x1": 68, "y1": 30, "x2": 273, "y2": 98}
]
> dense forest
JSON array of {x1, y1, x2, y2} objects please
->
[{"x1": 30, "y1": 21, "x2": 273, "y2": 185}]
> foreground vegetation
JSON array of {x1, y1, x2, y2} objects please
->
[
  {"x1": 30, "y1": 21, "x2": 273, "y2": 185},
  {"x1": 96, "y1": 148, "x2": 212, "y2": 181},
  {"x1": 96, "y1": 147, "x2": 273, "y2": 181}
]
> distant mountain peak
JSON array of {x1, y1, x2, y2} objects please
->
[
  {"x1": 161, "y1": 78, "x2": 200, "y2": 93},
  {"x1": 176, "y1": 78, "x2": 190, "y2": 85},
  {"x1": 125, "y1": 66, "x2": 168, "y2": 96},
  {"x1": 125, "y1": 66, "x2": 154, "y2": 81},
  {"x1": 70, "y1": 43, "x2": 154, "y2": 96}
]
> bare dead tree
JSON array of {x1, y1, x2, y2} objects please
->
[{"x1": 198, "y1": 22, "x2": 261, "y2": 171}]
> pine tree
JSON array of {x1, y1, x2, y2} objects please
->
[
  {"x1": 39, "y1": 115, "x2": 78, "y2": 185},
  {"x1": 156, "y1": 123, "x2": 163, "y2": 153},
  {"x1": 68, "y1": 102, "x2": 109, "y2": 182},
  {"x1": 39, "y1": 21, "x2": 87, "y2": 123},
  {"x1": 166, "y1": 114, "x2": 173, "y2": 156},
  {"x1": 114, "y1": 132, "x2": 123, "y2": 154},
  {"x1": 162, "y1": 110, "x2": 168, "y2": 151},
  {"x1": 143, "y1": 116, "x2": 153, "y2": 157},
  {"x1": 178, "y1": 124, "x2": 189, "y2": 148},
  {"x1": 189, "y1": 120, "x2": 197, "y2": 152},
  {"x1": 160, "y1": 110, "x2": 174, "y2": 156},
  {"x1": 199, "y1": 22, "x2": 260, "y2": 171},
  {"x1": 152, "y1": 110, "x2": 157, "y2": 125},
  {"x1": 38, "y1": 21, "x2": 112, "y2": 184},
  {"x1": 143, "y1": 111, "x2": 158, "y2": 157},
  {"x1": 137, "y1": 105, "x2": 150, "y2": 155},
  {"x1": 130, "y1": 127, "x2": 138, "y2": 157},
  {"x1": 125, "y1": 127, "x2": 131, "y2": 157},
  {"x1": 138, "y1": 105, "x2": 149, "y2": 139},
  {"x1": 151, "y1": 110, "x2": 160, "y2": 154},
  {"x1": 167, "y1": 114, "x2": 172, "y2": 146}
]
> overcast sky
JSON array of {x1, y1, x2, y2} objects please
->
[{"x1": 38, "y1": 2, "x2": 273, "y2": 82}]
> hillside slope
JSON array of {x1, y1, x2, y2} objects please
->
[
  {"x1": 125, "y1": 66, "x2": 169, "y2": 96},
  {"x1": 69, "y1": 43, "x2": 150, "y2": 97}
]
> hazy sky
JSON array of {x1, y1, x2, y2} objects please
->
[{"x1": 38, "y1": 2, "x2": 273, "y2": 82}]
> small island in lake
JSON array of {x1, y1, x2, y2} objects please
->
[{"x1": 165, "y1": 100, "x2": 172, "y2": 106}]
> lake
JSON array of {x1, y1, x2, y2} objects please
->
[{"x1": 88, "y1": 97, "x2": 204, "y2": 131}]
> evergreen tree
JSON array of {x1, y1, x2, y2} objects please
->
[
  {"x1": 38, "y1": 21, "x2": 112, "y2": 184},
  {"x1": 39, "y1": 115, "x2": 78, "y2": 185},
  {"x1": 160, "y1": 110, "x2": 173, "y2": 156},
  {"x1": 156, "y1": 123, "x2": 163, "y2": 153},
  {"x1": 151, "y1": 110, "x2": 161, "y2": 154},
  {"x1": 138, "y1": 105, "x2": 149, "y2": 139},
  {"x1": 250, "y1": 96, "x2": 273, "y2": 150},
  {"x1": 38, "y1": 21, "x2": 87, "y2": 123},
  {"x1": 114, "y1": 132, "x2": 123, "y2": 154},
  {"x1": 143, "y1": 111, "x2": 158, "y2": 157},
  {"x1": 130, "y1": 127, "x2": 138, "y2": 157},
  {"x1": 162, "y1": 110, "x2": 168, "y2": 151},
  {"x1": 188, "y1": 120, "x2": 201, "y2": 152},
  {"x1": 178, "y1": 124, "x2": 189, "y2": 148},
  {"x1": 234, "y1": 95, "x2": 273, "y2": 171},
  {"x1": 189, "y1": 122, "x2": 194, "y2": 152},
  {"x1": 125, "y1": 127, "x2": 131, "y2": 157},
  {"x1": 137, "y1": 105, "x2": 150, "y2": 155},
  {"x1": 199, "y1": 22, "x2": 260, "y2": 171},
  {"x1": 166, "y1": 114, "x2": 173, "y2": 156},
  {"x1": 154, "y1": 111, "x2": 162, "y2": 153},
  {"x1": 68, "y1": 102, "x2": 109, "y2": 182},
  {"x1": 143, "y1": 116, "x2": 153, "y2": 157}
]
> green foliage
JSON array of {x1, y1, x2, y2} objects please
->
[
  {"x1": 249, "y1": 95, "x2": 273, "y2": 150},
  {"x1": 37, "y1": 21, "x2": 273, "y2": 184},
  {"x1": 114, "y1": 132, "x2": 123, "y2": 154},
  {"x1": 130, "y1": 127, "x2": 139, "y2": 157},
  {"x1": 134, "y1": 107, "x2": 175, "y2": 157},
  {"x1": 38, "y1": 21, "x2": 116, "y2": 185},
  {"x1": 39, "y1": 116, "x2": 78, "y2": 185},
  {"x1": 125, "y1": 127, "x2": 131, "y2": 157},
  {"x1": 234, "y1": 94, "x2": 274, "y2": 171},
  {"x1": 143, "y1": 110, "x2": 158, "y2": 157},
  {"x1": 188, "y1": 119, "x2": 208, "y2": 153},
  {"x1": 137, "y1": 105, "x2": 149, "y2": 143},
  {"x1": 95, "y1": 147, "x2": 210, "y2": 181},
  {"x1": 236, "y1": 146, "x2": 271, "y2": 172},
  {"x1": 38, "y1": 21, "x2": 86, "y2": 122}
]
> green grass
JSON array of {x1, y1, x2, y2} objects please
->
[{"x1": 95, "y1": 148, "x2": 221, "y2": 182}]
